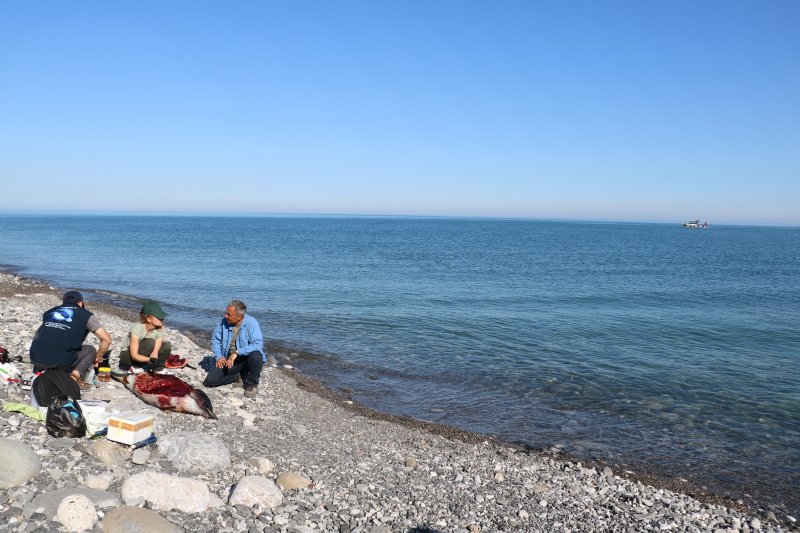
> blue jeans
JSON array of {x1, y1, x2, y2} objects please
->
[{"x1": 203, "y1": 351, "x2": 264, "y2": 388}]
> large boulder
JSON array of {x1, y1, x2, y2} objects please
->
[
  {"x1": 25, "y1": 488, "x2": 120, "y2": 520},
  {"x1": 157, "y1": 432, "x2": 230, "y2": 473},
  {"x1": 0, "y1": 438, "x2": 42, "y2": 488},
  {"x1": 121, "y1": 471, "x2": 216, "y2": 512}
]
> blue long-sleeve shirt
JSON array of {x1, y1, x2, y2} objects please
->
[{"x1": 211, "y1": 314, "x2": 266, "y2": 363}]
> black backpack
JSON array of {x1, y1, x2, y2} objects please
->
[{"x1": 33, "y1": 369, "x2": 81, "y2": 406}]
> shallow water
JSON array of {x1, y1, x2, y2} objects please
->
[{"x1": 1, "y1": 214, "x2": 798, "y2": 513}]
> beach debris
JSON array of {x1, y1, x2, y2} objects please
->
[{"x1": 112, "y1": 372, "x2": 216, "y2": 419}]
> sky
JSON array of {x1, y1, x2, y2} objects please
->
[{"x1": 1, "y1": 1, "x2": 798, "y2": 224}]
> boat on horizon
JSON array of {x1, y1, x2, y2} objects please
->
[{"x1": 683, "y1": 219, "x2": 708, "y2": 228}]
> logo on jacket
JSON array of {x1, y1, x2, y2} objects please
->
[{"x1": 50, "y1": 307, "x2": 74, "y2": 323}]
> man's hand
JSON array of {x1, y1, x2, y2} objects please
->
[{"x1": 215, "y1": 353, "x2": 238, "y2": 368}]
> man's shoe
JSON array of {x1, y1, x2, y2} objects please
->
[
  {"x1": 244, "y1": 385, "x2": 258, "y2": 398},
  {"x1": 70, "y1": 373, "x2": 92, "y2": 391}
]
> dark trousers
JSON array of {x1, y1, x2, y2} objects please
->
[
  {"x1": 203, "y1": 351, "x2": 264, "y2": 388},
  {"x1": 119, "y1": 338, "x2": 172, "y2": 371}
]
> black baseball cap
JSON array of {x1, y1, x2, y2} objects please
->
[{"x1": 62, "y1": 291, "x2": 84, "y2": 305}]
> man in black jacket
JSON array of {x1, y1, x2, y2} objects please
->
[{"x1": 29, "y1": 291, "x2": 113, "y2": 389}]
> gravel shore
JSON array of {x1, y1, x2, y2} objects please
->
[{"x1": 0, "y1": 272, "x2": 795, "y2": 532}]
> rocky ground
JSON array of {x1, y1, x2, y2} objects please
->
[{"x1": 0, "y1": 271, "x2": 796, "y2": 533}]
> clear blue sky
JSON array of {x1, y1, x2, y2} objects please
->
[{"x1": 1, "y1": 1, "x2": 798, "y2": 224}]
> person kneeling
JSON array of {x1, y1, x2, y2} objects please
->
[
  {"x1": 118, "y1": 301, "x2": 171, "y2": 371},
  {"x1": 203, "y1": 300, "x2": 265, "y2": 398}
]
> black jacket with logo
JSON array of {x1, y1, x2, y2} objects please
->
[{"x1": 29, "y1": 304, "x2": 93, "y2": 370}]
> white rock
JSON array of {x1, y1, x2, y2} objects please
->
[
  {"x1": 228, "y1": 476, "x2": 284, "y2": 509},
  {"x1": 56, "y1": 494, "x2": 96, "y2": 532},
  {"x1": 229, "y1": 397, "x2": 244, "y2": 408},
  {"x1": 157, "y1": 432, "x2": 230, "y2": 473},
  {"x1": 85, "y1": 472, "x2": 113, "y2": 491},
  {"x1": 122, "y1": 471, "x2": 213, "y2": 512},
  {"x1": 248, "y1": 456, "x2": 276, "y2": 474}
]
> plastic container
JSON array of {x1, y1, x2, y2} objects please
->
[
  {"x1": 107, "y1": 412, "x2": 153, "y2": 445},
  {"x1": 97, "y1": 367, "x2": 111, "y2": 382}
]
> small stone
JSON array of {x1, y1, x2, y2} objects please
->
[
  {"x1": 85, "y1": 472, "x2": 112, "y2": 491},
  {"x1": 131, "y1": 448, "x2": 150, "y2": 465},
  {"x1": 750, "y1": 518, "x2": 761, "y2": 530},
  {"x1": 248, "y1": 457, "x2": 276, "y2": 474},
  {"x1": 275, "y1": 472, "x2": 312, "y2": 491},
  {"x1": 494, "y1": 472, "x2": 504, "y2": 482},
  {"x1": 405, "y1": 458, "x2": 417, "y2": 469},
  {"x1": 538, "y1": 499, "x2": 548, "y2": 507}
]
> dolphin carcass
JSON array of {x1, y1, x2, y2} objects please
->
[{"x1": 114, "y1": 372, "x2": 216, "y2": 419}]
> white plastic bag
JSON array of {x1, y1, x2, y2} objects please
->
[{"x1": 0, "y1": 362, "x2": 21, "y2": 385}]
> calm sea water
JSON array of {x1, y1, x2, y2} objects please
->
[{"x1": 1, "y1": 215, "x2": 798, "y2": 513}]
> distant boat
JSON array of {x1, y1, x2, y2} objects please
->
[{"x1": 683, "y1": 220, "x2": 708, "y2": 228}]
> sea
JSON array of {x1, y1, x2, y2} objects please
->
[{"x1": 1, "y1": 214, "x2": 798, "y2": 516}]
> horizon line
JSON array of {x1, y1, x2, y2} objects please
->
[{"x1": 1, "y1": 209, "x2": 797, "y2": 228}]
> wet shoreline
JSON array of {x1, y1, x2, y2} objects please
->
[{"x1": 0, "y1": 265, "x2": 794, "y2": 526}]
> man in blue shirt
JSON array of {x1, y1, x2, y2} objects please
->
[{"x1": 203, "y1": 299, "x2": 265, "y2": 398}]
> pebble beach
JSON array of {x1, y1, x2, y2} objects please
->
[{"x1": 0, "y1": 271, "x2": 795, "y2": 533}]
